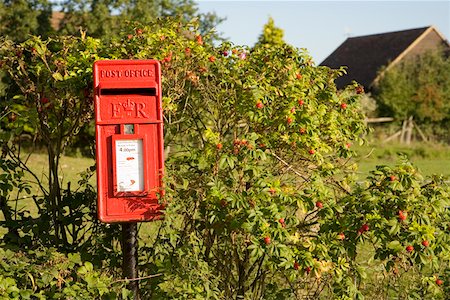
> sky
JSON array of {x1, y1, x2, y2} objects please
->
[{"x1": 195, "y1": 1, "x2": 450, "y2": 63}]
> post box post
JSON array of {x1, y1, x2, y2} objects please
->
[{"x1": 122, "y1": 223, "x2": 139, "y2": 299}]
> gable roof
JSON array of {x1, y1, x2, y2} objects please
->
[{"x1": 320, "y1": 26, "x2": 449, "y2": 89}]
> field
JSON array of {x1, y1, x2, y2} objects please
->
[{"x1": 355, "y1": 142, "x2": 450, "y2": 178}]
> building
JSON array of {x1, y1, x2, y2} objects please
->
[{"x1": 320, "y1": 26, "x2": 450, "y2": 90}]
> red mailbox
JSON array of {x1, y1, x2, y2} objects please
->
[{"x1": 93, "y1": 60, "x2": 164, "y2": 222}]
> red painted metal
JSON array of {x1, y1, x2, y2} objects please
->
[{"x1": 93, "y1": 60, "x2": 164, "y2": 222}]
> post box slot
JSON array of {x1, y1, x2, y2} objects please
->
[{"x1": 100, "y1": 88, "x2": 157, "y2": 96}]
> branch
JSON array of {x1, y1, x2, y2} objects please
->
[
  {"x1": 331, "y1": 179, "x2": 352, "y2": 195},
  {"x1": 268, "y1": 151, "x2": 309, "y2": 182},
  {"x1": 7, "y1": 147, "x2": 48, "y2": 196},
  {"x1": 110, "y1": 273, "x2": 163, "y2": 285}
]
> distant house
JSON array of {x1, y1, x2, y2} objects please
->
[
  {"x1": 51, "y1": 11, "x2": 65, "y2": 31},
  {"x1": 320, "y1": 26, "x2": 450, "y2": 90}
]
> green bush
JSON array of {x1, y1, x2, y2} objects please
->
[
  {"x1": 0, "y1": 247, "x2": 130, "y2": 299},
  {"x1": 1, "y1": 17, "x2": 450, "y2": 299}
]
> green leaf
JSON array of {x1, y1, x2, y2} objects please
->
[
  {"x1": 387, "y1": 240, "x2": 403, "y2": 253},
  {"x1": 68, "y1": 253, "x2": 82, "y2": 265},
  {"x1": 52, "y1": 72, "x2": 64, "y2": 81}
]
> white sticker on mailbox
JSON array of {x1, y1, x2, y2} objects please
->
[{"x1": 115, "y1": 139, "x2": 144, "y2": 192}]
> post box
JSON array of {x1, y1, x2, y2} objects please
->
[{"x1": 93, "y1": 60, "x2": 164, "y2": 222}]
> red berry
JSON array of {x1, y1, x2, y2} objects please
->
[
  {"x1": 340, "y1": 103, "x2": 347, "y2": 109},
  {"x1": 296, "y1": 73, "x2": 302, "y2": 80},
  {"x1": 287, "y1": 117, "x2": 293, "y2": 124},
  {"x1": 315, "y1": 201, "x2": 323, "y2": 209},
  {"x1": 299, "y1": 128, "x2": 306, "y2": 134},
  {"x1": 356, "y1": 85, "x2": 364, "y2": 94},
  {"x1": 422, "y1": 240, "x2": 429, "y2": 247},
  {"x1": 298, "y1": 99, "x2": 304, "y2": 106},
  {"x1": 279, "y1": 218, "x2": 285, "y2": 224},
  {"x1": 264, "y1": 236, "x2": 271, "y2": 245},
  {"x1": 398, "y1": 210, "x2": 407, "y2": 221},
  {"x1": 41, "y1": 97, "x2": 49, "y2": 104},
  {"x1": 196, "y1": 35, "x2": 203, "y2": 45},
  {"x1": 222, "y1": 50, "x2": 228, "y2": 56},
  {"x1": 290, "y1": 107, "x2": 296, "y2": 113},
  {"x1": 268, "y1": 188, "x2": 276, "y2": 195},
  {"x1": 294, "y1": 261, "x2": 299, "y2": 270},
  {"x1": 185, "y1": 47, "x2": 191, "y2": 55},
  {"x1": 345, "y1": 143, "x2": 351, "y2": 149},
  {"x1": 338, "y1": 232, "x2": 345, "y2": 240},
  {"x1": 164, "y1": 55, "x2": 172, "y2": 63},
  {"x1": 358, "y1": 224, "x2": 369, "y2": 235},
  {"x1": 216, "y1": 143, "x2": 223, "y2": 150},
  {"x1": 406, "y1": 245, "x2": 414, "y2": 252},
  {"x1": 135, "y1": 28, "x2": 143, "y2": 35},
  {"x1": 208, "y1": 56, "x2": 216, "y2": 62},
  {"x1": 309, "y1": 149, "x2": 315, "y2": 155},
  {"x1": 8, "y1": 113, "x2": 17, "y2": 122},
  {"x1": 389, "y1": 175, "x2": 396, "y2": 182},
  {"x1": 127, "y1": 34, "x2": 133, "y2": 40},
  {"x1": 436, "y1": 278, "x2": 444, "y2": 286},
  {"x1": 305, "y1": 266, "x2": 311, "y2": 274},
  {"x1": 256, "y1": 102, "x2": 263, "y2": 109}
]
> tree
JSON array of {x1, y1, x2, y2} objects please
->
[
  {"x1": 0, "y1": 0, "x2": 53, "y2": 42},
  {"x1": 58, "y1": 0, "x2": 223, "y2": 41},
  {"x1": 255, "y1": 17, "x2": 285, "y2": 48},
  {"x1": 375, "y1": 49, "x2": 450, "y2": 123}
]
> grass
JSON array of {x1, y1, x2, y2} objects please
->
[
  {"x1": 3, "y1": 151, "x2": 95, "y2": 220},
  {"x1": 19, "y1": 151, "x2": 96, "y2": 191},
  {"x1": 354, "y1": 141, "x2": 450, "y2": 179}
]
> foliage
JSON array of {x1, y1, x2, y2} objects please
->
[
  {"x1": 0, "y1": 34, "x2": 101, "y2": 248},
  {"x1": 359, "y1": 92, "x2": 378, "y2": 118},
  {"x1": 0, "y1": 247, "x2": 130, "y2": 299},
  {"x1": 1, "y1": 17, "x2": 450, "y2": 299},
  {"x1": 376, "y1": 49, "x2": 450, "y2": 123},
  {"x1": 255, "y1": 17, "x2": 286, "y2": 47},
  {"x1": 0, "y1": 0, "x2": 53, "y2": 43},
  {"x1": 0, "y1": 0, "x2": 222, "y2": 43}
]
